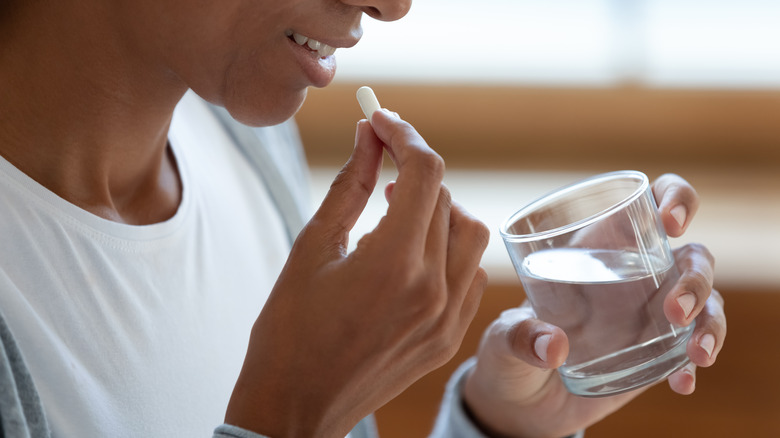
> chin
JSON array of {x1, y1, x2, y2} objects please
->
[{"x1": 222, "y1": 88, "x2": 308, "y2": 127}]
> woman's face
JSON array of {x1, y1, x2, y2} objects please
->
[{"x1": 116, "y1": 0, "x2": 411, "y2": 126}]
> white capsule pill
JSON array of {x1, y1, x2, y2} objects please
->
[{"x1": 356, "y1": 86, "x2": 381, "y2": 123}]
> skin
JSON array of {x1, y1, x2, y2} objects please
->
[{"x1": 0, "y1": 0, "x2": 725, "y2": 437}]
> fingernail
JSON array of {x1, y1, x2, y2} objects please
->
[
  {"x1": 670, "y1": 205, "x2": 687, "y2": 228},
  {"x1": 677, "y1": 293, "x2": 696, "y2": 319},
  {"x1": 682, "y1": 363, "x2": 696, "y2": 393},
  {"x1": 534, "y1": 334, "x2": 551, "y2": 363},
  {"x1": 699, "y1": 334, "x2": 715, "y2": 358}
]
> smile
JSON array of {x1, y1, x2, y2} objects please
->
[{"x1": 285, "y1": 30, "x2": 337, "y2": 58}]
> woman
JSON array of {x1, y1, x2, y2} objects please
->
[{"x1": 0, "y1": 0, "x2": 724, "y2": 437}]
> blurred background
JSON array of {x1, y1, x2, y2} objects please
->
[{"x1": 295, "y1": 0, "x2": 780, "y2": 436}]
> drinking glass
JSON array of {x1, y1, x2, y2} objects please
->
[{"x1": 500, "y1": 170, "x2": 693, "y2": 397}]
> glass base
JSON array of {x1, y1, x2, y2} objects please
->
[{"x1": 560, "y1": 322, "x2": 694, "y2": 397}]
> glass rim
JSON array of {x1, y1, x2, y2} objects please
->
[{"x1": 499, "y1": 170, "x2": 649, "y2": 243}]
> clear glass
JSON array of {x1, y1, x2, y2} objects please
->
[{"x1": 500, "y1": 170, "x2": 693, "y2": 397}]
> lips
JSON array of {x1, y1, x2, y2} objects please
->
[{"x1": 285, "y1": 30, "x2": 337, "y2": 58}]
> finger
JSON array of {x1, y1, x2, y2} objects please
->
[
  {"x1": 305, "y1": 121, "x2": 383, "y2": 255},
  {"x1": 651, "y1": 173, "x2": 700, "y2": 237},
  {"x1": 425, "y1": 186, "x2": 453, "y2": 267},
  {"x1": 664, "y1": 243, "x2": 715, "y2": 326},
  {"x1": 369, "y1": 109, "x2": 445, "y2": 253},
  {"x1": 687, "y1": 289, "x2": 726, "y2": 368},
  {"x1": 668, "y1": 362, "x2": 697, "y2": 395},
  {"x1": 501, "y1": 306, "x2": 569, "y2": 369},
  {"x1": 428, "y1": 266, "x2": 487, "y2": 368},
  {"x1": 459, "y1": 267, "x2": 489, "y2": 325},
  {"x1": 446, "y1": 201, "x2": 490, "y2": 291},
  {"x1": 384, "y1": 181, "x2": 395, "y2": 202}
]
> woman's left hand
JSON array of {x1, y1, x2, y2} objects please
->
[{"x1": 460, "y1": 173, "x2": 727, "y2": 438}]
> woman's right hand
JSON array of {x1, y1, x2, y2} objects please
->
[{"x1": 224, "y1": 109, "x2": 490, "y2": 438}]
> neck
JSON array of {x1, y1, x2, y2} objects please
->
[{"x1": 0, "y1": 2, "x2": 187, "y2": 225}]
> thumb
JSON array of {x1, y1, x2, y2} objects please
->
[
  {"x1": 496, "y1": 306, "x2": 569, "y2": 370},
  {"x1": 304, "y1": 120, "x2": 384, "y2": 254}
]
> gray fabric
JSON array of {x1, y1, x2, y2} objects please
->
[
  {"x1": 430, "y1": 358, "x2": 486, "y2": 438},
  {"x1": 0, "y1": 310, "x2": 50, "y2": 438},
  {"x1": 213, "y1": 415, "x2": 378, "y2": 438}
]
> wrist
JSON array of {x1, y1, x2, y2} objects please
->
[
  {"x1": 224, "y1": 361, "x2": 332, "y2": 438},
  {"x1": 461, "y1": 363, "x2": 576, "y2": 438},
  {"x1": 461, "y1": 368, "x2": 522, "y2": 438},
  {"x1": 461, "y1": 385, "x2": 580, "y2": 438},
  {"x1": 224, "y1": 377, "x2": 294, "y2": 438}
]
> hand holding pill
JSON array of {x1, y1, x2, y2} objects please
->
[{"x1": 228, "y1": 85, "x2": 490, "y2": 437}]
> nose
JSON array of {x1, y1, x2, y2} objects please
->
[{"x1": 342, "y1": 0, "x2": 412, "y2": 22}]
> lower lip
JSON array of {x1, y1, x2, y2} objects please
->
[{"x1": 288, "y1": 38, "x2": 337, "y2": 88}]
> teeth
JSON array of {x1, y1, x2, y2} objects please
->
[
  {"x1": 288, "y1": 31, "x2": 336, "y2": 58},
  {"x1": 293, "y1": 33, "x2": 308, "y2": 46},
  {"x1": 320, "y1": 45, "x2": 336, "y2": 57}
]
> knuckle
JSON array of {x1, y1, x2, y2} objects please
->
[
  {"x1": 439, "y1": 185, "x2": 452, "y2": 205},
  {"x1": 436, "y1": 186, "x2": 453, "y2": 214},
  {"x1": 438, "y1": 340, "x2": 461, "y2": 364},
  {"x1": 450, "y1": 204, "x2": 490, "y2": 244},
  {"x1": 471, "y1": 220, "x2": 491, "y2": 250},
  {"x1": 655, "y1": 174, "x2": 699, "y2": 205},
  {"x1": 710, "y1": 288, "x2": 725, "y2": 308},
  {"x1": 677, "y1": 242, "x2": 715, "y2": 269},
  {"x1": 353, "y1": 230, "x2": 379, "y2": 252},
  {"x1": 328, "y1": 166, "x2": 350, "y2": 192},
  {"x1": 300, "y1": 216, "x2": 345, "y2": 250},
  {"x1": 391, "y1": 124, "x2": 444, "y2": 182},
  {"x1": 685, "y1": 242, "x2": 710, "y2": 257},
  {"x1": 399, "y1": 277, "x2": 448, "y2": 322},
  {"x1": 652, "y1": 173, "x2": 674, "y2": 193},
  {"x1": 428, "y1": 326, "x2": 462, "y2": 365},
  {"x1": 425, "y1": 343, "x2": 456, "y2": 371},
  {"x1": 507, "y1": 318, "x2": 536, "y2": 357},
  {"x1": 476, "y1": 266, "x2": 490, "y2": 297},
  {"x1": 387, "y1": 263, "x2": 419, "y2": 288},
  {"x1": 418, "y1": 285, "x2": 448, "y2": 318},
  {"x1": 681, "y1": 267, "x2": 711, "y2": 294},
  {"x1": 330, "y1": 166, "x2": 373, "y2": 200},
  {"x1": 418, "y1": 150, "x2": 445, "y2": 180},
  {"x1": 475, "y1": 267, "x2": 489, "y2": 290},
  {"x1": 694, "y1": 243, "x2": 716, "y2": 266},
  {"x1": 659, "y1": 172, "x2": 683, "y2": 185}
]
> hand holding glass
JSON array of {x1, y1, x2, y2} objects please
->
[{"x1": 500, "y1": 171, "x2": 693, "y2": 397}]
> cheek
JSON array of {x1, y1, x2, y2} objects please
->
[
  {"x1": 175, "y1": 10, "x2": 308, "y2": 126},
  {"x1": 187, "y1": 43, "x2": 309, "y2": 127}
]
